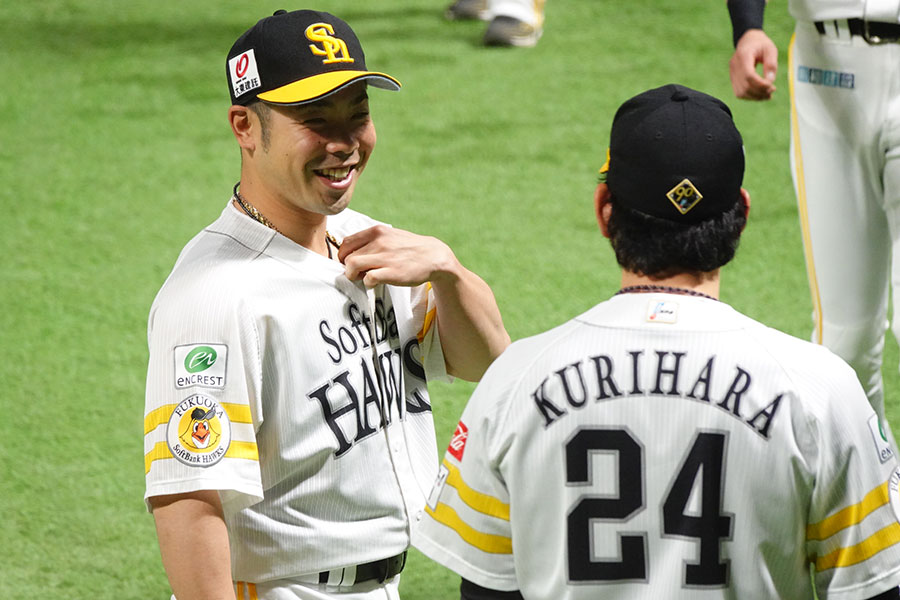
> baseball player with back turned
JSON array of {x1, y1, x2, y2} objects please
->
[
  {"x1": 143, "y1": 9, "x2": 509, "y2": 600},
  {"x1": 414, "y1": 84, "x2": 900, "y2": 599},
  {"x1": 727, "y1": 0, "x2": 900, "y2": 439}
]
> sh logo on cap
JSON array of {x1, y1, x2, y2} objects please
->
[{"x1": 306, "y1": 23, "x2": 354, "y2": 64}]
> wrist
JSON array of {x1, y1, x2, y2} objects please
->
[{"x1": 727, "y1": 0, "x2": 766, "y2": 47}]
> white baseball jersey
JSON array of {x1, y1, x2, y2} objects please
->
[
  {"x1": 144, "y1": 201, "x2": 447, "y2": 583},
  {"x1": 784, "y1": 2, "x2": 900, "y2": 434},
  {"x1": 414, "y1": 293, "x2": 900, "y2": 599},
  {"x1": 788, "y1": 0, "x2": 900, "y2": 22}
]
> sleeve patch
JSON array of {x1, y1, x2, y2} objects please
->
[
  {"x1": 165, "y1": 394, "x2": 232, "y2": 468},
  {"x1": 448, "y1": 421, "x2": 469, "y2": 461},
  {"x1": 174, "y1": 343, "x2": 228, "y2": 389}
]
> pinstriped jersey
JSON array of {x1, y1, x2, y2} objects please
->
[
  {"x1": 144, "y1": 202, "x2": 447, "y2": 583},
  {"x1": 788, "y1": 0, "x2": 900, "y2": 22},
  {"x1": 413, "y1": 293, "x2": 900, "y2": 599}
]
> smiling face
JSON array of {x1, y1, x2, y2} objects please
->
[{"x1": 241, "y1": 81, "x2": 377, "y2": 219}]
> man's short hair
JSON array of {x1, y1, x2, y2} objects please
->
[
  {"x1": 248, "y1": 101, "x2": 272, "y2": 151},
  {"x1": 606, "y1": 194, "x2": 746, "y2": 278}
]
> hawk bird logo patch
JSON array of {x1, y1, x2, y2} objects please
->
[
  {"x1": 667, "y1": 178, "x2": 703, "y2": 215},
  {"x1": 166, "y1": 394, "x2": 232, "y2": 467}
]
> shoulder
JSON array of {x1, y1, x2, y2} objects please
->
[{"x1": 150, "y1": 217, "x2": 264, "y2": 330}]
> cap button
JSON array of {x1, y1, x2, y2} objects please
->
[
  {"x1": 671, "y1": 90, "x2": 689, "y2": 102},
  {"x1": 273, "y1": 9, "x2": 287, "y2": 15}
]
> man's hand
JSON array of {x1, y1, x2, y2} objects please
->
[
  {"x1": 729, "y1": 29, "x2": 778, "y2": 100},
  {"x1": 339, "y1": 224, "x2": 509, "y2": 381},
  {"x1": 340, "y1": 225, "x2": 456, "y2": 289}
]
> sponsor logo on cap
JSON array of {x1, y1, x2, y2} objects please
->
[
  {"x1": 229, "y1": 49, "x2": 262, "y2": 99},
  {"x1": 868, "y1": 414, "x2": 895, "y2": 464},
  {"x1": 667, "y1": 178, "x2": 703, "y2": 215},
  {"x1": 166, "y1": 394, "x2": 232, "y2": 467},
  {"x1": 174, "y1": 344, "x2": 227, "y2": 389},
  {"x1": 305, "y1": 23, "x2": 355, "y2": 64},
  {"x1": 448, "y1": 421, "x2": 469, "y2": 461}
]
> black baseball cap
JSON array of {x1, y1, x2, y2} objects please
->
[
  {"x1": 226, "y1": 9, "x2": 400, "y2": 106},
  {"x1": 599, "y1": 84, "x2": 745, "y2": 223}
]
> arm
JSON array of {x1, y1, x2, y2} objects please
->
[
  {"x1": 149, "y1": 490, "x2": 237, "y2": 600},
  {"x1": 339, "y1": 225, "x2": 510, "y2": 381},
  {"x1": 460, "y1": 578, "x2": 525, "y2": 600},
  {"x1": 726, "y1": 0, "x2": 778, "y2": 100}
]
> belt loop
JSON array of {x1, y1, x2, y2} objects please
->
[{"x1": 814, "y1": 20, "x2": 826, "y2": 34}]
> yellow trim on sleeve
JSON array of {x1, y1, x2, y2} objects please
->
[
  {"x1": 143, "y1": 440, "x2": 259, "y2": 474},
  {"x1": 788, "y1": 31, "x2": 823, "y2": 344},
  {"x1": 417, "y1": 282, "x2": 436, "y2": 344},
  {"x1": 144, "y1": 442, "x2": 172, "y2": 474},
  {"x1": 425, "y1": 502, "x2": 513, "y2": 554},
  {"x1": 226, "y1": 441, "x2": 259, "y2": 461},
  {"x1": 144, "y1": 405, "x2": 174, "y2": 435},
  {"x1": 807, "y1": 481, "x2": 891, "y2": 541},
  {"x1": 144, "y1": 402, "x2": 253, "y2": 435},
  {"x1": 814, "y1": 522, "x2": 900, "y2": 571},
  {"x1": 443, "y1": 460, "x2": 510, "y2": 521}
]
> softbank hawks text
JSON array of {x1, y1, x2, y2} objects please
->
[{"x1": 310, "y1": 299, "x2": 430, "y2": 457}]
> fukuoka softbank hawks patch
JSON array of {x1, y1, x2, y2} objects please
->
[
  {"x1": 889, "y1": 467, "x2": 900, "y2": 523},
  {"x1": 174, "y1": 343, "x2": 227, "y2": 389},
  {"x1": 868, "y1": 414, "x2": 896, "y2": 464},
  {"x1": 667, "y1": 178, "x2": 703, "y2": 215},
  {"x1": 448, "y1": 421, "x2": 469, "y2": 461},
  {"x1": 229, "y1": 49, "x2": 261, "y2": 99},
  {"x1": 166, "y1": 394, "x2": 232, "y2": 467}
]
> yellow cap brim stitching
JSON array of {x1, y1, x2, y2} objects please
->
[
  {"x1": 598, "y1": 147, "x2": 610, "y2": 183},
  {"x1": 257, "y1": 71, "x2": 401, "y2": 104}
]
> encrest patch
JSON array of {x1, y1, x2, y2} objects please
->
[
  {"x1": 868, "y1": 414, "x2": 895, "y2": 464},
  {"x1": 667, "y1": 178, "x2": 703, "y2": 215},
  {"x1": 174, "y1": 343, "x2": 227, "y2": 389},
  {"x1": 166, "y1": 394, "x2": 231, "y2": 468}
]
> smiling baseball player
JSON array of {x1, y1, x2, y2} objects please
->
[
  {"x1": 143, "y1": 9, "x2": 508, "y2": 600},
  {"x1": 413, "y1": 84, "x2": 900, "y2": 599}
]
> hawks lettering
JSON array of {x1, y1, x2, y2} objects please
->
[
  {"x1": 305, "y1": 23, "x2": 355, "y2": 64},
  {"x1": 532, "y1": 349, "x2": 784, "y2": 440}
]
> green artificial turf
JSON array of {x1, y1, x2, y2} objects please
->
[{"x1": 1, "y1": 1, "x2": 895, "y2": 598}]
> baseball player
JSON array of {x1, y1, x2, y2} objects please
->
[
  {"x1": 444, "y1": 0, "x2": 545, "y2": 47},
  {"x1": 413, "y1": 85, "x2": 900, "y2": 599},
  {"x1": 143, "y1": 9, "x2": 509, "y2": 600},
  {"x1": 726, "y1": 0, "x2": 900, "y2": 440}
]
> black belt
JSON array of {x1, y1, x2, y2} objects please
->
[
  {"x1": 317, "y1": 551, "x2": 407, "y2": 585},
  {"x1": 814, "y1": 18, "x2": 900, "y2": 44}
]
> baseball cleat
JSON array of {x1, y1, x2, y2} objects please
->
[
  {"x1": 483, "y1": 16, "x2": 543, "y2": 47},
  {"x1": 445, "y1": 0, "x2": 490, "y2": 21}
]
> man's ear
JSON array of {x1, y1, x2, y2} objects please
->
[
  {"x1": 739, "y1": 187, "x2": 751, "y2": 230},
  {"x1": 228, "y1": 105, "x2": 256, "y2": 153},
  {"x1": 595, "y1": 183, "x2": 613, "y2": 238}
]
